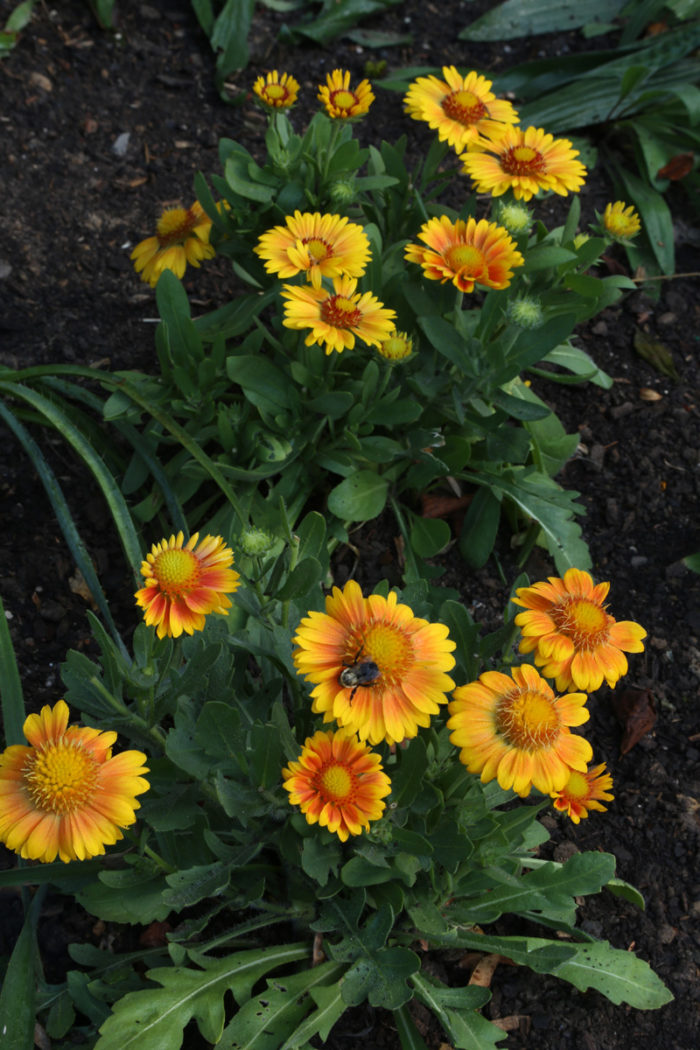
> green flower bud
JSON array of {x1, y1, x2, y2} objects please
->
[
  {"x1": 238, "y1": 526, "x2": 275, "y2": 557},
  {"x1": 507, "y1": 295, "x2": 544, "y2": 329},
  {"x1": 495, "y1": 201, "x2": 533, "y2": 235},
  {"x1": 328, "y1": 178, "x2": 357, "y2": 206}
]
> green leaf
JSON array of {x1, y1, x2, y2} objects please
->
[
  {"x1": 459, "y1": 487, "x2": 501, "y2": 570},
  {"x1": 280, "y1": 979, "x2": 348, "y2": 1050},
  {"x1": 606, "y1": 877, "x2": 646, "y2": 910},
  {"x1": 0, "y1": 594, "x2": 24, "y2": 745},
  {"x1": 547, "y1": 939, "x2": 674, "y2": 1008},
  {"x1": 409, "y1": 515, "x2": 451, "y2": 558},
  {"x1": 227, "y1": 355, "x2": 300, "y2": 414},
  {"x1": 210, "y1": 0, "x2": 256, "y2": 83},
  {"x1": 78, "y1": 865, "x2": 170, "y2": 924},
  {"x1": 683, "y1": 551, "x2": 700, "y2": 574},
  {"x1": 394, "y1": 1003, "x2": 430, "y2": 1050},
  {"x1": 459, "y1": 0, "x2": 626, "y2": 41},
  {"x1": 275, "y1": 557, "x2": 324, "y2": 600},
  {"x1": 163, "y1": 863, "x2": 231, "y2": 910},
  {"x1": 0, "y1": 889, "x2": 44, "y2": 1050},
  {"x1": 539, "y1": 344, "x2": 613, "y2": 389},
  {"x1": 342, "y1": 946, "x2": 420, "y2": 1010},
  {"x1": 412, "y1": 972, "x2": 504, "y2": 1049},
  {"x1": 327, "y1": 470, "x2": 389, "y2": 521},
  {"x1": 94, "y1": 944, "x2": 309, "y2": 1050},
  {"x1": 614, "y1": 166, "x2": 675, "y2": 274}
]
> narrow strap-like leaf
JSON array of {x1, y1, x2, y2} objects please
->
[{"x1": 0, "y1": 593, "x2": 24, "y2": 745}]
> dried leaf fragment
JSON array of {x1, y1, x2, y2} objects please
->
[
  {"x1": 639, "y1": 387, "x2": 663, "y2": 402},
  {"x1": 633, "y1": 329, "x2": 679, "y2": 379},
  {"x1": 657, "y1": 153, "x2": 694, "y2": 181},
  {"x1": 611, "y1": 688, "x2": 657, "y2": 755}
]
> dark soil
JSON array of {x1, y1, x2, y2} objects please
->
[{"x1": 1, "y1": 2, "x2": 699, "y2": 1049}]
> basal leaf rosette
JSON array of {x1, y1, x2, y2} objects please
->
[
  {"x1": 447, "y1": 664, "x2": 592, "y2": 797},
  {"x1": 318, "y1": 69, "x2": 374, "y2": 119},
  {"x1": 253, "y1": 69, "x2": 300, "y2": 110},
  {"x1": 130, "y1": 201, "x2": 214, "y2": 286},
  {"x1": 512, "y1": 568, "x2": 647, "y2": 692},
  {"x1": 404, "y1": 215, "x2": 524, "y2": 293},
  {"x1": 552, "y1": 762, "x2": 614, "y2": 824},
  {"x1": 281, "y1": 275, "x2": 396, "y2": 354},
  {"x1": 135, "y1": 531, "x2": 241, "y2": 639},
  {"x1": 282, "y1": 729, "x2": 391, "y2": 841},
  {"x1": 293, "y1": 580, "x2": 456, "y2": 745},
  {"x1": 255, "y1": 211, "x2": 370, "y2": 290},
  {"x1": 404, "y1": 65, "x2": 519, "y2": 152},
  {"x1": 460, "y1": 125, "x2": 587, "y2": 201},
  {"x1": 0, "y1": 701, "x2": 149, "y2": 863}
]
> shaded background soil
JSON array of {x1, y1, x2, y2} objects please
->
[{"x1": 1, "y1": 1, "x2": 699, "y2": 1048}]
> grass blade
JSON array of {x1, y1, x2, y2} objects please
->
[{"x1": 0, "y1": 593, "x2": 24, "y2": 745}]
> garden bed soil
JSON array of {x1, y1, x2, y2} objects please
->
[{"x1": 1, "y1": 2, "x2": 699, "y2": 1049}]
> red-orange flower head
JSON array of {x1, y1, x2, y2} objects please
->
[
  {"x1": 0, "y1": 701, "x2": 149, "y2": 863},
  {"x1": 447, "y1": 664, "x2": 593, "y2": 797},
  {"x1": 293, "y1": 580, "x2": 456, "y2": 746},
  {"x1": 282, "y1": 729, "x2": 391, "y2": 841},
  {"x1": 551, "y1": 762, "x2": 614, "y2": 824},
  {"x1": 404, "y1": 215, "x2": 524, "y2": 293},
  {"x1": 512, "y1": 568, "x2": 647, "y2": 692},
  {"x1": 135, "y1": 531, "x2": 241, "y2": 639}
]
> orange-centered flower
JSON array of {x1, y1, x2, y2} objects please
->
[
  {"x1": 253, "y1": 70, "x2": 300, "y2": 109},
  {"x1": 282, "y1": 729, "x2": 391, "y2": 841},
  {"x1": 135, "y1": 531, "x2": 241, "y2": 639},
  {"x1": 293, "y1": 580, "x2": 456, "y2": 745},
  {"x1": 318, "y1": 69, "x2": 374, "y2": 119},
  {"x1": 551, "y1": 762, "x2": 614, "y2": 824},
  {"x1": 281, "y1": 275, "x2": 396, "y2": 354},
  {"x1": 404, "y1": 215, "x2": 524, "y2": 293},
  {"x1": 460, "y1": 125, "x2": 587, "y2": 201},
  {"x1": 602, "y1": 201, "x2": 641, "y2": 241},
  {"x1": 255, "y1": 211, "x2": 370, "y2": 289},
  {"x1": 512, "y1": 568, "x2": 647, "y2": 692},
  {"x1": 447, "y1": 664, "x2": 593, "y2": 797},
  {"x1": 130, "y1": 201, "x2": 214, "y2": 286},
  {"x1": 0, "y1": 701, "x2": 149, "y2": 864},
  {"x1": 404, "y1": 66, "x2": 519, "y2": 151}
]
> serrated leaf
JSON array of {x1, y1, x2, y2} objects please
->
[
  {"x1": 412, "y1": 972, "x2": 504, "y2": 1050},
  {"x1": 547, "y1": 938, "x2": 674, "y2": 1007},
  {"x1": 78, "y1": 865, "x2": 170, "y2": 925},
  {"x1": 341, "y1": 946, "x2": 420, "y2": 1009},
  {"x1": 95, "y1": 944, "x2": 308, "y2": 1050}
]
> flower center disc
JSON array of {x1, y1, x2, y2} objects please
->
[
  {"x1": 156, "y1": 207, "x2": 197, "y2": 247},
  {"x1": 331, "y1": 89, "x2": 358, "y2": 112},
  {"x1": 501, "y1": 145, "x2": 546, "y2": 176},
  {"x1": 496, "y1": 688, "x2": 560, "y2": 750},
  {"x1": 321, "y1": 295, "x2": 362, "y2": 329},
  {"x1": 554, "y1": 598, "x2": 609, "y2": 647},
  {"x1": 446, "y1": 243, "x2": 486, "y2": 279},
  {"x1": 265, "y1": 83, "x2": 286, "y2": 101},
  {"x1": 319, "y1": 763, "x2": 353, "y2": 800},
  {"x1": 355, "y1": 623, "x2": 413, "y2": 686},
  {"x1": 25, "y1": 742, "x2": 98, "y2": 814},
  {"x1": 303, "y1": 237, "x2": 331, "y2": 262},
  {"x1": 441, "y1": 89, "x2": 487, "y2": 126},
  {"x1": 152, "y1": 548, "x2": 201, "y2": 595}
]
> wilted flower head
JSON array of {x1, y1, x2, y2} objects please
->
[
  {"x1": 0, "y1": 701, "x2": 149, "y2": 863},
  {"x1": 318, "y1": 69, "x2": 374, "y2": 119},
  {"x1": 253, "y1": 70, "x2": 300, "y2": 109},
  {"x1": 130, "y1": 202, "x2": 214, "y2": 287}
]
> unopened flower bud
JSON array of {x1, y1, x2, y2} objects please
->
[
  {"x1": 507, "y1": 296, "x2": 544, "y2": 329},
  {"x1": 238, "y1": 526, "x2": 275, "y2": 557}
]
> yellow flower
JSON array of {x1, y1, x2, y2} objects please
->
[
  {"x1": 404, "y1": 215, "x2": 524, "y2": 293},
  {"x1": 602, "y1": 201, "x2": 641, "y2": 241},
  {"x1": 253, "y1": 70, "x2": 300, "y2": 109},
  {"x1": 135, "y1": 531, "x2": 241, "y2": 639},
  {"x1": 551, "y1": 762, "x2": 614, "y2": 823},
  {"x1": 318, "y1": 69, "x2": 374, "y2": 119},
  {"x1": 281, "y1": 275, "x2": 396, "y2": 354},
  {"x1": 0, "y1": 701, "x2": 149, "y2": 864},
  {"x1": 404, "y1": 66, "x2": 519, "y2": 151},
  {"x1": 378, "y1": 330, "x2": 413, "y2": 361},
  {"x1": 282, "y1": 729, "x2": 391, "y2": 841},
  {"x1": 130, "y1": 202, "x2": 214, "y2": 287},
  {"x1": 255, "y1": 211, "x2": 371, "y2": 290},
  {"x1": 293, "y1": 580, "x2": 456, "y2": 745},
  {"x1": 448, "y1": 664, "x2": 592, "y2": 797},
  {"x1": 460, "y1": 125, "x2": 587, "y2": 201},
  {"x1": 512, "y1": 568, "x2": 647, "y2": 692}
]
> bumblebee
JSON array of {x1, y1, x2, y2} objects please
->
[{"x1": 339, "y1": 649, "x2": 381, "y2": 706}]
